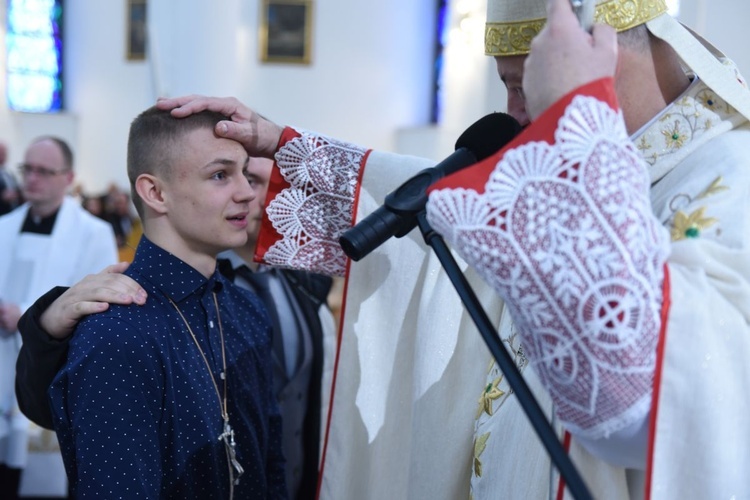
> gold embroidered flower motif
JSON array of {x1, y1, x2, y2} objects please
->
[
  {"x1": 697, "y1": 91, "x2": 719, "y2": 110},
  {"x1": 662, "y1": 120, "x2": 687, "y2": 149},
  {"x1": 477, "y1": 377, "x2": 505, "y2": 418},
  {"x1": 473, "y1": 432, "x2": 491, "y2": 477},
  {"x1": 671, "y1": 207, "x2": 718, "y2": 241},
  {"x1": 668, "y1": 177, "x2": 727, "y2": 241},
  {"x1": 636, "y1": 135, "x2": 652, "y2": 153}
]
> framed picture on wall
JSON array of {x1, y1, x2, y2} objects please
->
[
  {"x1": 126, "y1": 0, "x2": 147, "y2": 60},
  {"x1": 260, "y1": 0, "x2": 313, "y2": 64}
]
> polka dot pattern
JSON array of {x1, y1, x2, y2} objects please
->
[{"x1": 49, "y1": 237, "x2": 287, "y2": 498}]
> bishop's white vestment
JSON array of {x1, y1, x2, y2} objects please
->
[{"x1": 256, "y1": 65, "x2": 750, "y2": 499}]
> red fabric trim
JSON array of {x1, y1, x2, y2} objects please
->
[
  {"x1": 644, "y1": 264, "x2": 672, "y2": 500},
  {"x1": 428, "y1": 77, "x2": 618, "y2": 195},
  {"x1": 254, "y1": 126, "x2": 301, "y2": 263},
  {"x1": 555, "y1": 431, "x2": 573, "y2": 500},
  {"x1": 315, "y1": 149, "x2": 371, "y2": 499}
]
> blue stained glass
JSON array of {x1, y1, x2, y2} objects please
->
[
  {"x1": 8, "y1": 73, "x2": 56, "y2": 112},
  {"x1": 6, "y1": 0, "x2": 63, "y2": 113},
  {"x1": 431, "y1": 0, "x2": 448, "y2": 123}
]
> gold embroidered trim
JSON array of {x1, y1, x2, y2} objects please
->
[
  {"x1": 597, "y1": 0, "x2": 667, "y2": 32},
  {"x1": 671, "y1": 207, "x2": 718, "y2": 241},
  {"x1": 474, "y1": 331, "x2": 528, "y2": 419},
  {"x1": 485, "y1": 19, "x2": 545, "y2": 57},
  {"x1": 669, "y1": 177, "x2": 728, "y2": 241},
  {"x1": 477, "y1": 376, "x2": 505, "y2": 418},
  {"x1": 635, "y1": 79, "x2": 738, "y2": 170},
  {"x1": 485, "y1": 0, "x2": 668, "y2": 56},
  {"x1": 697, "y1": 176, "x2": 730, "y2": 200},
  {"x1": 473, "y1": 432, "x2": 491, "y2": 477}
]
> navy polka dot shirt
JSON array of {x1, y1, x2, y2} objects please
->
[{"x1": 49, "y1": 237, "x2": 287, "y2": 499}]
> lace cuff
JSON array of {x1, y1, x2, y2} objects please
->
[
  {"x1": 427, "y1": 83, "x2": 670, "y2": 438},
  {"x1": 259, "y1": 128, "x2": 368, "y2": 276}
]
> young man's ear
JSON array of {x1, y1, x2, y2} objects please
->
[{"x1": 135, "y1": 174, "x2": 168, "y2": 215}]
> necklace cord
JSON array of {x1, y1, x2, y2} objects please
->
[
  {"x1": 167, "y1": 290, "x2": 243, "y2": 496},
  {"x1": 167, "y1": 294, "x2": 228, "y2": 420}
]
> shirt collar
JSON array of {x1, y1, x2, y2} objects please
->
[
  {"x1": 130, "y1": 236, "x2": 228, "y2": 302},
  {"x1": 217, "y1": 249, "x2": 271, "y2": 274},
  {"x1": 21, "y1": 206, "x2": 60, "y2": 235}
]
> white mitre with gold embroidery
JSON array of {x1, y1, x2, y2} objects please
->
[{"x1": 485, "y1": 0, "x2": 750, "y2": 121}]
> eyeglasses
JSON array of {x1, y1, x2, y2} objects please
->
[{"x1": 18, "y1": 163, "x2": 70, "y2": 178}]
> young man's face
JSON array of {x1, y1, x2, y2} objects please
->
[{"x1": 163, "y1": 127, "x2": 254, "y2": 257}]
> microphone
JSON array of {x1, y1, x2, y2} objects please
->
[{"x1": 339, "y1": 112, "x2": 522, "y2": 261}]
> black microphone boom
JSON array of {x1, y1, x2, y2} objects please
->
[{"x1": 339, "y1": 112, "x2": 522, "y2": 261}]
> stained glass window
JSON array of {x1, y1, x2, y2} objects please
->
[
  {"x1": 431, "y1": 0, "x2": 448, "y2": 123},
  {"x1": 6, "y1": 0, "x2": 64, "y2": 113}
]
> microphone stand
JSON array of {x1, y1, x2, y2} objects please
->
[{"x1": 415, "y1": 210, "x2": 593, "y2": 500}]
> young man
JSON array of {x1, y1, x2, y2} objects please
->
[
  {"x1": 47, "y1": 107, "x2": 285, "y2": 498},
  {"x1": 17, "y1": 157, "x2": 333, "y2": 500}
]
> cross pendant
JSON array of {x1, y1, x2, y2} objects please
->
[{"x1": 219, "y1": 421, "x2": 244, "y2": 485}]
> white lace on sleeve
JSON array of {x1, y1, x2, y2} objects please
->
[
  {"x1": 265, "y1": 131, "x2": 366, "y2": 276},
  {"x1": 427, "y1": 96, "x2": 671, "y2": 438}
]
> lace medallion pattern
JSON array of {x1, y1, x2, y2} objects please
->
[
  {"x1": 427, "y1": 96, "x2": 670, "y2": 438},
  {"x1": 266, "y1": 132, "x2": 366, "y2": 276}
]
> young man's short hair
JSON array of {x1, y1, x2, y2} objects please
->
[{"x1": 126, "y1": 107, "x2": 228, "y2": 217}]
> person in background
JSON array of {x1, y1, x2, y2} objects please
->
[
  {"x1": 0, "y1": 142, "x2": 22, "y2": 216},
  {"x1": 105, "y1": 189, "x2": 134, "y2": 245},
  {"x1": 217, "y1": 156, "x2": 335, "y2": 499},
  {"x1": 104, "y1": 188, "x2": 143, "y2": 262},
  {"x1": 81, "y1": 194, "x2": 106, "y2": 220},
  {"x1": 0, "y1": 136, "x2": 117, "y2": 499}
]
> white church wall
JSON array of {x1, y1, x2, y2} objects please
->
[{"x1": 0, "y1": 1, "x2": 746, "y2": 193}]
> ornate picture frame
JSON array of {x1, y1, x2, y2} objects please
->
[
  {"x1": 126, "y1": 0, "x2": 147, "y2": 61},
  {"x1": 260, "y1": 0, "x2": 313, "y2": 64}
]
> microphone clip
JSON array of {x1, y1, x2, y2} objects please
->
[{"x1": 386, "y1": 148, "x2": 477, "y2": 237}]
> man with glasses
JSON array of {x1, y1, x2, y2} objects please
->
[{"x1": 0, "y1": 136, "x2": 117, "y2": 499}]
